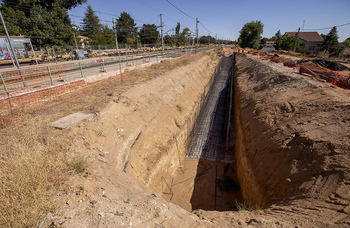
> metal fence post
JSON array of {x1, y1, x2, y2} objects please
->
[
  {"x1": 47, "y1": 66, "x2": 54, "y2": 85},
  {"x1": 125, "y1": 44, "x2": 128, "y2": 62},
  {"x1": 79, "y1": 61, "x2": 84, "y2": 77},
  {"x1": 52, "y1": 46, "x2": 57, "y2": 64},
  {"x1": 46, "y1": 47, "x2": 51, "y2": 63},
  {"x1": 0, "y1": 72, "x2": 8, "y2": 94}
]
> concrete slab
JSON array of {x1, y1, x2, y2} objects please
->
[{"x1": 49, "y1": 112, "x2": 95, "y2": 129}]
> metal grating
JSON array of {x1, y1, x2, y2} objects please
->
[{"x1": 186, "y1": 55, "x2": 233, "y2": 162}]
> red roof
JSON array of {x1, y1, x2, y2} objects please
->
[{"x1": 285, "y1": 32, "x2": 324, "y2": 42}]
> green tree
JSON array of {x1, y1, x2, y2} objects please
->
[
  {"x1": 260, "y1": 37, "x2": 267, "y2": 49},
  {"x1": 343, "y1": 37, "x2": 350, "y2": 47},
  {"x1": 173, "y1": 22, "x2": 181, "y2": 46},
  {"x1": 94, "y1": 24, "x2": 115, "y2": 46},
  {"x1": 179, "y1": 27, "x2": 191, "y2": 44},
  {"x1": 321, "y1": 26, "x2": 344, "y2": 57},
  {"x1": 280, "y1": 35, "x2": 303, "y2": 52},
  {"x1": 81, "y1": 5, "x2": 101, "y2": 39},
  {"x1": 271, "y1": 30, "x2": 282, "y2": 50},
  {"x1": 139, "y1": 24, "x2": 159, "y2": 44},
  {"x1": 238, "y1": 20, "x2": 264, "y2": 49},
  {"x1": 116, "y1": 12, "x2": 136, "y2": 44},
  {"x1": 199, "y1": 35, "x2": 215, "y2": 44},
  {"x1": 0, "y1": 0, "x2": 86, "y2": 46},
  {"x1": 164, "y1": 34, "x2": 173, "y2": 46}
]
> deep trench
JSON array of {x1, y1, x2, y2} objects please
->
[{"x1": 185, "y1": 54, "x2": 243, "y2": 211}]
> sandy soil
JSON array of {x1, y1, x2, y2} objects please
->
[{"x1": 41, "y1": 49, "x2": 350, "y2": 227}]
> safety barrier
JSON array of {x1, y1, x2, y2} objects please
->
[{"x1": 0, "y1": 48, "x2": 214, "y2": 120}]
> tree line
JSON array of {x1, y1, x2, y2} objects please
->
[
  {"x1": 237, "y1": 20, "x2": 350, "y2": 57},
  {"x1": 0, "y1": 0, "x2": 217, "y2": 48}
]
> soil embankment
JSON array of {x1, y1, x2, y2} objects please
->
[{"x1": 234, "y1": 53, "x2": 350, "y2": 225}]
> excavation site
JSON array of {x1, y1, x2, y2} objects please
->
[{"x1": 2, "y1": 49, "x2": 350, "y2": 227}]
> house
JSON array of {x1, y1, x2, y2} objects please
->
[
  {"x1": 77, "y1": 35, "x2": 91, "y2": 49},
  {"x1": 262, "y1": 41, "x2": 275, "y2": 51},
  {"x1": 343, "y1": 46, "x2": 350, "y2": 57},
  {"x1": 284, "y1": 32, "x2": 323, "y2": 54}
]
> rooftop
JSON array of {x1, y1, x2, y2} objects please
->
[{"x1": 285, "y1": 32, "x2": 324, "y2": 42}]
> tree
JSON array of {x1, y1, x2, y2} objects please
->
[
  {"x1": 321, "y1": 26, "x2": 344, "y2": 57},
  {"x1": 164, "y1": 35, "x2": 173, "y2": 46},
  {"x1": 81, "y1": 5, "x2": 101, "y2": 38},
  {"x1": 179, "y1": 27, "x2": 191, "y2": 44},
  {"x1": 279, "y1": 35, "x2": 303, "y2": 52},
  {"x1": 343, "y1": 37, "x2": 350, "y2": 47},
  {"x1": 116, "y1": 12, "x2": 136, "y2": 44},
  {"x1": 260, "y1": 37, "x2": 267, "y2": 49},
  {"x1": 139, "y1": 24, "x2": 159, "y2": 44},
  {"x1": 271, "y1": 30, "x2": 282, "y2": 50},
  {"x1": 94, "y1": 24, "x2": 115, "y2": 46},
  {"x1": 238, "y1": 21, "x2": 264, "y2": 49},
  {"x1": 199, "y1": 35, "x2": 215, "y2": 44},
  {"x1": 0, "y1": 0, "x2": 87, "y2": 46}
]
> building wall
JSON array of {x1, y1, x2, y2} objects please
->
[{"x1": 303, "y1": 41, "x2": 322, "y2": 55}]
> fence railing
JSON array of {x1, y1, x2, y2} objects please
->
[
  {"x1": 0, "y1": 46, "x2": 217, "y2": 117},
  {"x1": 0, "y1": 48, "x2": 190, "y2": 97}
]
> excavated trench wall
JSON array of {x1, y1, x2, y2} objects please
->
[
  {"x1": 122, "y1": 54, "x2": 222, "y2": 194},
  {"x1": 233, "y1": 53, "x2": 350, "y2": 209}
]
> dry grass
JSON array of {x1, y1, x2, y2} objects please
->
[
  {"x1": 0, "y1": 51, "x2": 211, "y2": 227},
  {"x1": 0, "y1": 118, "x2": 70, "y2": 227}
]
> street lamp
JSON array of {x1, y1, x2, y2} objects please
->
[{"x1": 72, "y1": 26, "x2": 80, "y2": 60}]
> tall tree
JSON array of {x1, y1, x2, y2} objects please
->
[
  {"x1": 279, "y1": 35, "x2": 303, "y2": 52},
  {"x1": 343, "y1": 37, "x2": 350, "y2": 47},
  {"x1": 81, "y1": 5, "x2": 101, "y2": 38},
  {"x1": 321, "y1": 26, "x2": 344, "y2": 57},
  {"x1": 0, "y1": 0, "x2": 87, "y2": 46},
  {"x1": 94, "y1": 24, "x2": 115, "y2": 46},
  {"x1": 116, "y1": 12, "x2": 136, "y2": 44},
  {"x1": 272, "y1": 30, "x2": 282, "y2": 50},
  {"x1": 179, "y1": 27, "x2": 190, "y2": 44},
  {"x1": 238, "y1": 20, "x2": 264, "y2": 49},
  {"x1": 139, "y1": 24, "x2": 159, "y2": 44},
  {"x1": 164, "y1": 34, "x2": 173, "y2": 46}
]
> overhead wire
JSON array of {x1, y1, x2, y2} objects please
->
[
  {"x1": 303, "y1": 22, "x2": 350, "y2": 31},
  {"x1": 165, "y1": 0, "x2": 195, "y2": 21}
]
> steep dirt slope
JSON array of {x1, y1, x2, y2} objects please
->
[
  {"x1": 233, "y1": 53, "x2": 350, "y2": 226},
  {"x1": 50, "y1": 54, "x2": 221, "y2": 227}
]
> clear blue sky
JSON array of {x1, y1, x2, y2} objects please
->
[{"x1": 69, "y1": 0, "x2": 350, "y2": 42}]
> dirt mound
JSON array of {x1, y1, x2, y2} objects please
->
[{"x1": 234, "y1": 53, "x2": 350, "y2": 226}]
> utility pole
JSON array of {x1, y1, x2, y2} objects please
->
[
  {"x1": 293, "y1": 27, "x2": 300, "y2": 53},
  {"x1": 208, "y1": 33, "x2": 210, "y2": 48},
  {"x1": 72, "y1": 26, "x2": 80, "y2": 60},
  {"x1": 0, "y1": 10, "x2": 20, "y2": 69},
  {"x1": 196, "y1": 18, "x2": 199, "y2": 52},
  {"x1": 113, "y1": 17, "x2": 119, "y2": 52},
  {"x1": 160, "y1": 14, "x2": 164, "y2": 54}
]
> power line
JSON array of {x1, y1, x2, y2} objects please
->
[
  {"x1": 303, "y1": 22, "x2": 350, "y2": 31},
  {"x1": 135, "y1": 0, "x2": 161, "y2": 14},
  {"x1": 199, "y1": 22, "x2": 211, "y2": 34},
  {"x1": 165, "y1": 0, "x2": 195, "y2": 20}
]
